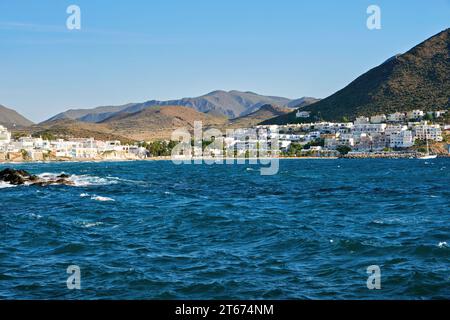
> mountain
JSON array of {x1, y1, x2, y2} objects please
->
[
  {"x1": 266, "y1": 28, "x2": 450, "y2": 124},
  {"x1": 0, "y1": 105, "x2": 34, "y2": 128},
  {"x1": 286, "y1": 97, "x2": 321, "y2": 108},
  {"x1": 45, "y1": 90, "x2": 316, "y2": 123},
  {"x1": 26, "y1": 106, "x2": 227, "y2": 141},
  {"x1": 17, "y1": 119, "x2": 134, "y2": 144},
  {"x1": 101, "y1": 105, "x2": 228, "y2": 141},
  {"x1": 228, "y1": 104, "x2": 291, "y2": 128}
]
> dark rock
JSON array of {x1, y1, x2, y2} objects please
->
[
  {"x1": 0, "y1": 168, "x2": 36, "y2": 185},
  {"x1": 0, "y1": 168, "x2": 74, "y2": 187}
]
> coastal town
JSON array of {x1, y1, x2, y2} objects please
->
[{"x1": 0, "y1": 109, "x2": 449, "y2": 162}]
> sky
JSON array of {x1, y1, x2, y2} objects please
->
[{"x1": 0, "y1": 0, "x2": 449, "y2": 122}]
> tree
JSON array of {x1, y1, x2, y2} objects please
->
[
  {"x1": 423, "y1": 113, "x2": 434, "y2": 122},
  {"x1": 336, "y1": 145, "x2": 352, "y2": 155}
]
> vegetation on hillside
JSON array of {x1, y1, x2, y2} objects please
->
[{"x1": 264, "y1": 29, "x2": 450, "y2": 124}]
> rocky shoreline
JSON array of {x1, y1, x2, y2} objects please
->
[
  {"x1": 0, "y1": 168, "x2": 74, "y2": 186},
  {"x1": 0, "y1": 153, "x2": 448, "y2": 165}
]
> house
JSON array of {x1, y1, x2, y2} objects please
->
[
  {"x1": 434, "y1": 110, "x2": 447, "y2": 118},
  {"x1": 387, "y1": 112, "x2": 406, "y2": 122},
  {"x1": 407, "y1": 110, "x2": 424, "y2": 120},
  {"x1": 389, "y1": 130, "x2": 414, "y2": 148},
  {"x1": 370, "y1": 114, "x2": 387, "y2": 124},
  {"x1": 338, "y1": 133, "x2": 355, "y2": 147},
  {"x1": 355, "y1": 116, "x2": 370, "y2": 124},
  {"x1": 296, "y1": 110, "x2": 311, "y2": 118},
  {"x1": 353, "y1": 123, "x2": 387, "y2": 134},
  {"x1": 0, "y1": 125, "x2": 11, "y2": 146},
  {"x1": 413, "y1": 124, "x2": 443, "y2": 141},
  {"x1": 279, "y1": 140, "x2": 292, "y2": 151},
  {"x1": 385, "y1": 124, "x2": 408, "y2": 137},
  {"x1": 324, "y1": 134, "x2": 339, "y2": 149}
]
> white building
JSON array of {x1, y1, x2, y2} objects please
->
[
  {"x1": 0, "y1": 125, "x2": 11, "y2": 146},
  {"x1": 370, "y1": 114, "x2": 387, "y2": 124},
  {"x1": 355, "y1": 116, "x2": 370, "y2": 124},
  {"x1": 407, "y1": 110, "x2": 424, "y2": 120},
  {"x1": 389, "y1": 130, "x2": 414, "y2": 148},
  {"x1": 413, "y1": 124, "x2": 443, "y2": 142},
  {"x1": 387, "y1": 112, "x2": 406, "y2": 122},
  {"x1": 296, "y1": 110, "x2": 311, "y2": 118},
  {"x1": 338, "y1": 133, "x2": 355, "y2": 147},
  {"x1": 353, "y1": 123, "x2": 386, "y2": 134},
  {"x1": 433, "y1": 110, "x2": 447, "y2": 118},
  {"x1": 324, "y1": 134, "x2": 339, "y2": 149},
  {"x1": 385, "y1": 124, "x2": 408, "y2": 137}
]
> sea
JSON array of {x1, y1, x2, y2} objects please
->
[{"x1": 0, "y1": 159, "x2": 449, "y2": 299}]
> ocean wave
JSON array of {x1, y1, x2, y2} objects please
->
[
  {"x1": 82, "y1": 222, "x2": 104, "y2": 228},
  {"x1": 438, "y1": 242, "x2": 448, "y2": 248},
  {"x1": 37, "y1": 172, "x2": 119, "y2": 187},
  {"x1": 0, "y1": 181, "x2": 16, "y2": 189},
  {"x1": 91, "y1": 196, "x2": 115, "y2": 202},
  {"x1": 80, "y1": 192, "x2": 115, "y2": 202}
]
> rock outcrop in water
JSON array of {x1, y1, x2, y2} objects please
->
[{"x1": 0, "y1": 168, "x2": 74, "y2": 186}]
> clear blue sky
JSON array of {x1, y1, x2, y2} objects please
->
[{"x1": 1, "y1": 0, "x2": 449, "y2": 122}]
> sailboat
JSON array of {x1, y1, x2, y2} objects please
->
[{"x1": 419, "y1": 133, "x2": 437, "y2": 159}]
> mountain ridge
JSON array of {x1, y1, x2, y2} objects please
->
[
  {"x1": 0, "y1": 105, "x2": 34, "y2": 128},
  {"x1": 44, "y1": 90, "x2": 317, "y2": 123},
  {"x1": 265, "y1": 28, "x2": 450, "y2": 124}
]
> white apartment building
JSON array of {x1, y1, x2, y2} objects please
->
[
  {"x1": 338, "y1": 133, "x2": 355, "y2": 147},
  {"x1": 355, "y1": 116, "x2": 370, "y2": 124},
  {"x1": 389, "y1": 130, "x2": 414, "y2": 148},
  {"x1": 324, "y1": 134, "x2": 339, "y2": 149},
  {"x1": 413, "y1": 124, "x2": 443, "y2": 141},
  {"x1": 0, "y1": 125, "x2": 11, "y2": 146},
  {"x1": 353, "y1": 123, "x2": 387, "y2": 134},
  {"x1": 385, "y1": 124, "x2": 408, "y2": 137},
  {"x1": 407, "y1": 110, "x2": 424, "y2": 120},
  {"x1": 434, "y1": 110, "x2": 447, "y2": 118},
  {"x1": 387, "y1": 112, "x2": 406, "y2": 122},
  {"x1": 370, "y1": 114, "x2": 387, "y2": 124},
  {"x1": 296, "y1": 111, "x2": 311, "y2": 118}
]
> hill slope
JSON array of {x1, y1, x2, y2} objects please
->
[
  {"x1": 266, "y1": 28, "x2": 450, "y2": 124},
  {"x1": 17, "y1": 119, "x2": 134, "y2": 144},
  {"x1": 45, "y1": 90, "x2": 315, "y2": 122},
  {"x1": 101, "y1": 105, "x2": 228, "y2": 141},
  {"x1": 0, "y1": 105, "x2": 34, "y2": 128},
  {"x1": 229, "y1": 104, "x2": 291, "y2": 128}
]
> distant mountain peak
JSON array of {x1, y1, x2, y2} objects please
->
[
  {"x1": 43, "y1": 91, "x2": 317, "y2": 124},
  {"x1": 265, "y1": 28, "x2": 450, "y2": 124},
  {"x1": 0, "y1": 104, "x2": 34, "y2": 128}
]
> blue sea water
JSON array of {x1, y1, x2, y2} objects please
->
[{"x1": 0, "y1": 159, "x2": 449, "y2": 300}]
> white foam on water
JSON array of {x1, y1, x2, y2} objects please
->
[
  {"x1": 438, "y1": 242, "x2": 448, "y2": 248},
  {"x1": 80, "y1": 193, "x2": 90, "y2": 197},
  {"x1": 69, "y1": 174, "x2": 118, "y2": 187},
  {"x1": 82, "y1": 222, "x2": 104, "y2": 228},
  {"x1": 91, "y1": 196, "x2": 115, "y2": 202},
  {"x1": 0, "y1": 181, "x2": 16, "y2": 189},
  {"x1": 36, "y1": 172, "x2": 119, "y2": 187}
]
